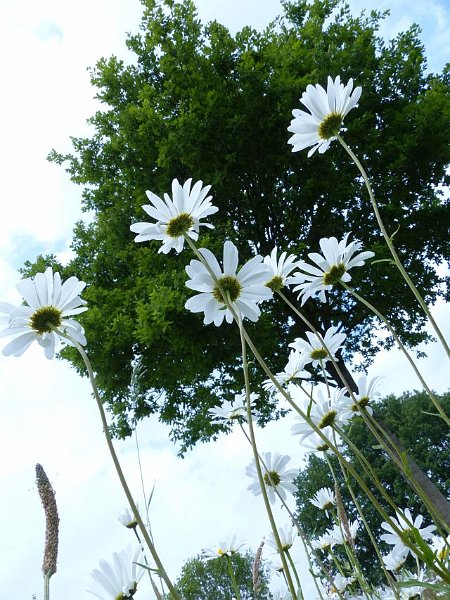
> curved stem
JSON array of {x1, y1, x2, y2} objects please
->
[
  {"x1": 237, "y1": 315, "x2": 299, "y2": 599},
  {"x1": 340, "y1": 281, "x2": 450, "y2": 427},
  {"x1": 225, "y1": 555, "x2": 242, "y2": 600},
  {"x1": 337, "y1": 134, "x2": 450, "y2": 361},
  {"x1": 57, "y1": 331, "x2": 179, "y2": 599}
]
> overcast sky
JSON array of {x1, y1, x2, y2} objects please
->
[{"x1": 0, "y1": 1, "x2": 449, "y2": 599}]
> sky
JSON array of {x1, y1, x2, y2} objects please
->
[{"x1": 0, "y1": 0, "x2": 449, "y2": 599}]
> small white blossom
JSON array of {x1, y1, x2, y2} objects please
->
[
  {"x1": 310, "y1": 487, "x2": 336, "y2": 512},
  {"x1": 0, "y1": 267, "x2": 87, "y2": 359},
  {"x1": 130, "y1": 178, "x2": 218, "y2": 253},
  {"x1": 246, "y1": 452, "x2": 298, "y2": 505},
  {"x1": 263, "y1": 247, "x2": 299, "y2": 292},
  {"x1": 89, "y1": 546, "x2": 144, "y2": 600},
  {"x1": 288, "y1": 75, "x2": 362, "y2": 156},
  {"x1": 266, "y1": 523, "x2": 297, "y2": 553},
  {"x1": 202, "y1": 535, "x2": 245, "y2": 560},
  {"x1": 184, "y1": 240, "x2": 272, "y2": 326},
  {"x1": 290, "y1": 233, "x2": 374, "y2": 305},
  {"x1": 289, "y1": 326, "x2": 346, "y2": 368},
  {"x1": 380, "y1": 508, "x2": 436, "y2": 557}
]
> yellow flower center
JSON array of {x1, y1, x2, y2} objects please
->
[
  {"x1": 310, "y1": 348, "x2": 328, "y2": 361},
  {"x1": 30, "y1": 306, "x2": 62, "y2": 334},
  {"x1": 323, "y1": 263, "x2": 346, "y2": 285},
  {"x1": 263, "y1": 470, "x2": 281, "y2": 487},
  {"x1": 166, "y1": 212, "x2": 194, "y2": 237},
  {"x1": 212, "y1": 275, "x2": 242, "y2": 303},
  {"x1": 266, "y1": 275, "x2": 283, "y2": 292},
  {"x1": 318, "y1": 112, "x2": 343, "y2": 139}
]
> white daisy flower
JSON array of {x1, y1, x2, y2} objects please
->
[
  {"x1": 262, "y1": 349, "x2": 311, "y2": 392},
  {"x1": 184, "y1": 240, "x2": 272, "y2": 326},
  {"x1": 266, "y1": 523, "x2": 297, "y2": 553},
  {"x1": 118, "y1": 505, "x2": 139, "y2": 530},
  {"x1": 289, "y1": 325, "x2": 346, "y2": 367},
  {"x1": 291, "y1": 387, "x2": 350, "y2": 441},
  {"x1": 287, "y1": 75, "x2": 362, "y2": 156},
  {"x1": 300, "y1": 429, "x2": 339, "y2": 455},
  {"x1": 246, "y1": 452, "x2": 298, "y2": 505},
  {"x1": 311, "y1": 531, "x2": 336, "y2": 551},
  {"x1": 130, "y1": 178, "x2": 218, "y2": 253},
  {"x1": 208, "y1": 392, "x2": 257, "y2": 424},
  {"x1": 328, "y1": 520, "x2": 359, "y2": 546},
  {"x1": 290, "y1": 233, "x2": 374, "y2": 305},
  {"x1": 339, "y1": 375, "x2": 381, "y2": 421},
  {"x1": 202, "y1": 535, "x2": 245, "y2": 560},
  {"x1": 310, "y1": 487, "x2": 336, "y2": 512},
  {"x1": 263, "y1": 247, "x2": 299, "y2": 292},
  {"x1": 380, "y1": 508, "x2": 436, "y2": 556},
  {"x1": 0, "y1": 267, "x2": 87, "y2": 359},
  {"x1": 382, "y1": 546, "x2": 408, "y2": 571},
  {"x1": 88, "y1": 546, "x2": 144, "y2": 600}
]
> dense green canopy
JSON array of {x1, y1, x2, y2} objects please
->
[
  {"x1": 161, "y1": 551, "x2": 271, "y2": 599},
  {"x1": 26, "y1": 0, "x2": 450, "y2": 450}
]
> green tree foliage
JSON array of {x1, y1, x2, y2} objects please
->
[
  {"x1": 27, "y1": 0, "x2": 450, "y2": 450},
  {"x1": 294, "y1": 390, "x2": 450, "y2": 584},
  {"x1": 161, "y1": 551, "x2": 271, "y2": 599}
]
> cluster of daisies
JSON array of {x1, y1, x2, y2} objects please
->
[{"x1": 1, "y1": 76, "x2": 445, "y2": 600}]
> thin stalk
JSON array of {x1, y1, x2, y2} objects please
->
[
  {"x1": 237, "y1": 316, "x2": 299, "y2": 599},
  {"x1": 337, "y1": 134, "x2": 450, "y2": 361},
  {"x1": 44, "y1": 574, "x2": 50, "y2": 600},
  {"x1": 226, "y1": 556, "x2": 242, "y2": 600},
  {"x1": 340, "y1": 281, "x2": 450, "y2": 427},
  {"x1": 56, "y1": 330, "x2": 179, "y2": 599}
]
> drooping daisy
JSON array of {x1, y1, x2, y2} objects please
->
[
  {"x1": 289, "y1": 325, "x2": 346, "y2": 367},
  {"x1": 380, "y1": 508, "x2": 436, "y2": 557},
  {"x1": 289, "y1": 233, "x2": 374, "y2": 305},
  {"x1": 0, "y1": 267, "x2": 87, "y2": 359},
  {"x1": 88, "y1": 546, "x2": 144, "y2": 600},
  {"x1": 130, "y1": 178, "x2": 218, "y2": 253},
  {"x1": 266, "y1": 523, "x2": 297, "y2": 553},
  {"x1": 287, "y1": 75, "x2": 362, "y2": 156},
  {"x1": 262, "y1": 349, "x2": 311, "y2": 392},
  {"x1": 311, "y1": 531, "x2": 335, "y2": 551},
  {"x1": 208, "y1": 392, "x2": 257, "y2": 425},
  {"x1": 184, "y1": 240, "x2": 272, "y2": 326},
  {"x1": 202, "y1": 535, "x2": 245, "y2": 560},
  {"x1": 118, "y1": 505, "x2": 139, "y2": 530},
  {"x1": 310, "y1": 487, "x2": 336, "y2": 512},
  {"x1": 246, "y1": 452, "x2": 298, "y2": 505},
  {"x1": 263, "y1": 247, "x2": 299, "y2": 292}
]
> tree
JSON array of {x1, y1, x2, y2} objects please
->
[
  {"x1": 161, "y1": 551, "x2": 271, "y2": 599},
  {"x1": 293, "y1": 390, "x2": 450, "y2": 584},
  {"x1": 25, "y1": 0, "x2": 450, "y2": 451}
]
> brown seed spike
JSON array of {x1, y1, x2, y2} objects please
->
[{"x1": 36, "y1": 464, "x2": 59, "y2": 578}]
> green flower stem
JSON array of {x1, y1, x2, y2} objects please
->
[
  {"x1": 276, "y1": 290, "x2": 359, "y2": 402},
  {"x1": 279, "y1": 289, "x2": 450, "y2": 535},
  {"x1": 56, "y1": 330, "x2": 180, "y2": 600},
  {"x1": 236, "y1": 314, "x2": 299, "y2": 600},
  {"x1": 237, "y1": 424, "x2": 332, "y2": 600},
  {"x1": 358, "y1": 409, "x2": 449, "y2": 534},
  {"x1": 325, "y1": 457, "x2": 373, "y2": 598},
  {"x1": 337, "y1": 134, "x2": 450, "y2": 361},
  {"x1": 225, "y1": 555, "x2": 242, "y2": 600},
  {"x1": 340, "y1": 281, "x2": 450, "y2": 427},
  {"x1": 44, "y1": 573, "x2": 50, "y2": 600},
  {"x1": 285, "y1": 548, "x2": 302, "y2": 593}
]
